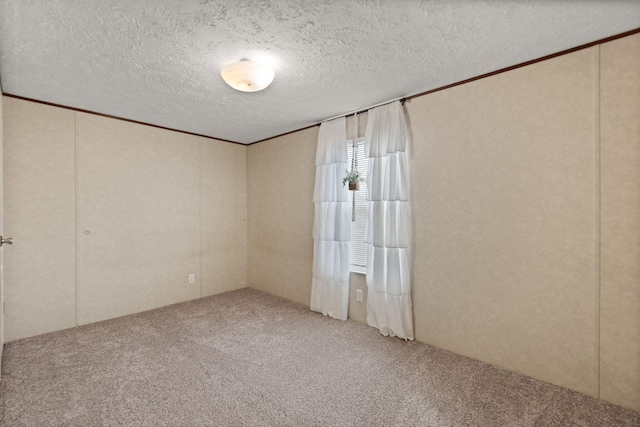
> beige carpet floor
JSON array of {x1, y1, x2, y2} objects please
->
[{"x1": 1, "y1": 288, "x2": 638, "y2": 426}]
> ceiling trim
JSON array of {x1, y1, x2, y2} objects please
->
[
  {"x1": 402, "y1": 27, "x2": 640, "y2": 104},
  {"x1": 1, "y1": 93, "x2": 245, "y2": 146},
  {"x1": 251, "y1": 26, "x2": 640, "y2": 146},
  {"x1": 246, "y1": 123, "x2": 320, "y2": 146},
  {"x1": 3, "y1": 27, "x2": 638, "y2": 147}
]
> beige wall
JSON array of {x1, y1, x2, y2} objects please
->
[
  {"x1": 4, "y1": 99, "x2": 77, "y2": 340},
  {"x1": 247, "y1": 34, "x2": 640, "y2": 411},
  {"x1": 76, "y1": 113, "x2": 202, "y2": 325},
  {"x1": 599, "y1": 34, "x2": 640, "y2": 411},
  {"x1": 409, "y1": 47, "x2": 598, "y2": 395},
  {"x1": 347, "y1": 272, "x2": 367, "y2": 324},
  {"x1": 3, "y1": 97, "x2": 247, "y2": 340},
  {"x1": 247, "y1": 129, "x2": 317, "y2": 306},
  {"x1": 200, "y1": 139, "x2": 248, "y2": 297}
]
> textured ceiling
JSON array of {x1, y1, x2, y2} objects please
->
[{"x1": 0, "y1": 1, "x2": 639, "y2": 144}]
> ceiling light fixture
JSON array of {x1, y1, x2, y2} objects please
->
[{"x1": 220, "y1": 59, "x2": 275, "y2": 92}]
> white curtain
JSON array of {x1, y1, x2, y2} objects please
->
[
  {"x1": 311, "y1": 117, "x2": 350, "y2": 320},
  {"x1": 364, "y1": 101, "x2": 414, "y2": 339}
]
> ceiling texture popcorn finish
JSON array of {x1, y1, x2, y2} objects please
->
[{"x1": 0, "y1": 1, "x2": 638, "y2": 144}]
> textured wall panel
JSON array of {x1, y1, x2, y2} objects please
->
[
  {"x1": 247, "y1": 143, "x2": 262, "y2": 293},
  {"x1": 4, "y1": 98, "x2": 250, "y2": 340},
  {"x1": 408, "y1": 48, "x2": 599, "y2": 396},
  {"x1": 247, "y1": 128, "x2": 317, "y2": 306},
  {"x1": 200, "y1": 138, "x2": 247, "y2": 296},
  {"x1": 600, "y1": 33, "x2": 640, "y2": 411},
  {"x1": 76, "y1": 113, "x2": 201, "y2": 325},
  {"x1": 3, "y1": 97, "x2": 76, "y2": 341},
  {"x1": 348, "y1": 273, "x2": 367, "y2": 324}
]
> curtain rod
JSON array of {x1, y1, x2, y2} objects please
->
[{"x1": 318, "y1": 96, "x2": 407, "y2": 125}]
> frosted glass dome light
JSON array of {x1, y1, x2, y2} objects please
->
[{"x1": 220, "y1": 59, "x2": 275, "y2": 92}]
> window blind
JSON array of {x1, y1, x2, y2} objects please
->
[{"x1": 347, "y1": 137, "x2": 368, "y2": 271}]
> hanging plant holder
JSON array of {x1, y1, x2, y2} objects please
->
[
  {"x1": 343, "y1": 170, "x2": 364, "y2": 190},
  {"x1": 340, "y1": 113, "x2": 366, "y2": 222},
  {"x1": 342, "y1": 112, "x2": 365, "y2": 192}
]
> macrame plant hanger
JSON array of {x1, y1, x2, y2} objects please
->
[{"x1": 351, "y1": 113, "x2": 359, "y2": 221}]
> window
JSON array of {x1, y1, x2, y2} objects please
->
[{"x1": 347, "y1": 137, "x2": 368, "y2": 274}]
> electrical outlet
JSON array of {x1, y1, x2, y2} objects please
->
[
  {"x1": 356, "y1": 289, "x2": 364, "y2": 302},
  {"x1": 188, "y1": 273, "x2": 195, "y2": 284}
]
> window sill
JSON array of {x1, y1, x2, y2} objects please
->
[{"x1": 350, "y1": 265, "x2": 366, "y2": 275}]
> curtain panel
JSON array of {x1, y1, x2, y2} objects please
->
[
  {"x1": 364, "y1": 101, "x2": 414, "y2": 339},
  {"x1": 311, "y1": 117, "x2": 350, "y2": 320}
]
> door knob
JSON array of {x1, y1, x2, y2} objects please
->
[{"x1": 1, "y1": 236, "x2": 13, "y2": 246}]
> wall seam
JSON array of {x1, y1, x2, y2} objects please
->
[
  {"x1": 258, "y1": 144, "x2": 264, "y2": 290},
  {"x1": 74, "y1": 112, "x2": 79, "y2": 327},
  {"x1": 247, "y1": 145, "x2": 261, "y2": 289},
  {"x1": 594, "y1": 44, "x2": 602, "y2": 400},
  {"x1": 248, "y1": 145, "x2": 255, "y2": 289},
  {"x1": 244, "y1": 145, "x2": 249, "y2": 289},
  {"x1": 254, "y1": 144, "x2": 263, "y2": 290},
  {"x1": 199, "y1": 140, "x2": 203, "y2": 298}
]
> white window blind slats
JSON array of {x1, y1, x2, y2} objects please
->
[{"x1": 347, "y1": 137, "x2": 368, "y2": 271}]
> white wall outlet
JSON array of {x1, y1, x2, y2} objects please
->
[
  {"x1": 188, "y1": 273, "x2": 195, "y2": 284},
  {"x1": 356, "y1": 289, "x2": 364, "y2": 302}
]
